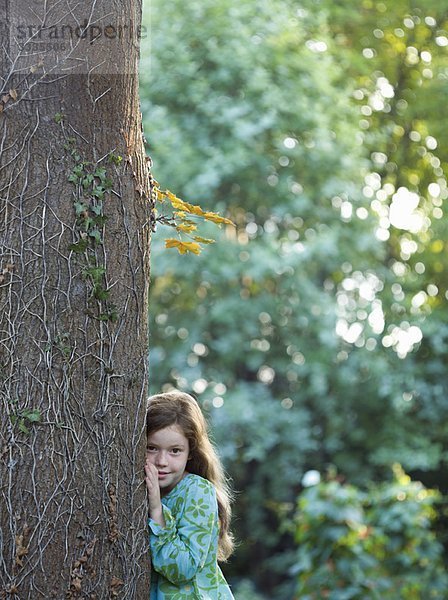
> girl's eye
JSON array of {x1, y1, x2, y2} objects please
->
[
  {"x1": 147, "y1": 446, "x2": 157, "y2": 453},
  {"x1": 171, "y1": 448, "x2": 181, "y2": 454}
]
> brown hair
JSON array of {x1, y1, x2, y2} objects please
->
[{"x1": 146, "y1": 390, "x2": 234, "y2": 561}]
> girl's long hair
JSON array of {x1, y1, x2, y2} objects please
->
[{"x1": 146, "y1": 390, "x2": 234, "y2": 561}]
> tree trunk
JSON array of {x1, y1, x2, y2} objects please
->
[{"x1": 0, "y1": 1, "x2": 152, "y2": 597}]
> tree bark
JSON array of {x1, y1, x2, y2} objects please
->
[{"x1": 0, "y1": 1, "x2": 152, "y2": 597}]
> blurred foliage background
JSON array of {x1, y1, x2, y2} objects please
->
[{"x1": 140, "y1": 0, "x2": 448, "y2": 597}]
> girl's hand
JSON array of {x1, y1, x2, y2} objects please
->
[{"x1": 145, "y1": 460, "x2": 165, "y2": 526}]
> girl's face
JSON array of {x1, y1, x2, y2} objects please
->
[{"x1": 146, "y1": 424, "x2": 190, "y2": 495}]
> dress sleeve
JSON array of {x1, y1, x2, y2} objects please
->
[{"x1": 148, "y1": 477, "x2": 218, "y2": 585}]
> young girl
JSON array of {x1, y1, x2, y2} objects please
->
[{"x1": 145, "y1": 390, "x2": 235, "y2": 599}]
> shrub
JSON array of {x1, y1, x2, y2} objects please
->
[{"x1": 291, "y1": 465, "x2": 448, "y2": 599}]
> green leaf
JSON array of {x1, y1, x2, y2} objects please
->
[
  {"x1": 108, "y1": 153, "x2": 123, "y2": 165},
  {"x1": 81, "y1": 217, "x2": 94, "y2": 231},
  {"x1": 74, "y1": 202, "x2": 88, "y2": 216},
  {"x1": 24, "y1": 410, "x2": 41, "y2": 423},
  {"x1": 84, "y1": 266, "x2": 106, "y2": 277},
  {"x1": 82, "y1": 174, "x2": 94, "y2": 188},
  {"x1": 91, "y1": 202, "x2": 103, "y2": 216},
  {"x1": 93, "y1": 167, "x2": 107, "y2": 182},
  {"x1": 92, "y1": 215, "x2": 108, "y2": 227},
  {"x1": 89, "y1": 229, "x2": 102, "y2": 244},
  {"x1": 68, "y1": 238, "x2": 89, "y2": 253},
  {"x1": 93, "y1": 285, "x2": 109, "y2": 301},
  {"x1": 18, "y1": 419, "x2": 30, "y2": 435},
  {"x1": 91, "y1": 186, "x2": 105, "y2": 199}
]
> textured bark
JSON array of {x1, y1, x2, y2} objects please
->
[{"x1": 0, "y1": 1, "x2": 152, "y2": 598}]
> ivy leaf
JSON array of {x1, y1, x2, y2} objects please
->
[
  {"x1": 99, "y1": 309, "x2": 118, "y2": 322},
  {"x1": 81, "y1": 217, "x2": 94, "y2": 231},
  {"x1": 89, "y1": 229, "x2": 102, "y2": 244},
  {"x1": 23, "y1": 410, "x2": 41, "y2": 423},
  {"x1": 18, "y1": 419, "x2": 30, "y2": 435},
  {"x1": 74, "y1": 202, "x2": 88, "y2": 216},
  {"x1": 108, "y1": 153, "x2": 122, "y2": 166},
  {"x1": 91, "y1": 202, "x2": 103, "y2": 216},
  {"x1": 93, "y1": 285, "x2": 109, "y2": 301},
  {"x1": 72, "y1": 165, "x2": 85, "y2": 177},
  {"x1": 84, "y1": 266, "x2": 106, "y2": 281},
  {"x1": 93, "y1": 215, "x2": 108, "y2": 227},
  {"x1": 68, "y1": 173, "x2": 80, "y2": 184},
  {"x1": 94, "y1": 167, "x2": 107, "y2": 180},
  {"x1": 82, "y1": 174, "x2": 94, "y2": 188},
  {"x1": 69, "y1": 239, "x2": 89, "y2": 253},
  {"x1": 91, "y1": 186, "x2": 105, "y2": 199}
]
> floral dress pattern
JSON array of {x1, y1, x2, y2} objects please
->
[{"x1": 148, "y1": 473, "x2": 234, "y2": 599}]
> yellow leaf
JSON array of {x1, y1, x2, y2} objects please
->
[
  {"x1": 184, "y1": 202, "x2": 207, "y2": 216},
  {"x1": 193, "y1": 235, "x2": 215, "y2": 244},
  {"x1": 165, "y1": 239, "x2": 202, "y2": 255},
  {"x1": 156, "y1": 189, "x2": 167, "y2": 202},
  {"x1": 177, "y1": 222, "x2": 198, "y2": 233},
  {"x1": 203, "y1": 212, "x2": 234, "y2": 226},
  {"x1": 165, "y1": 190, "x2": 189, "y2": 210},
  {"x1": 166, "y1": 191, "x2": 207, "y2": 216}
]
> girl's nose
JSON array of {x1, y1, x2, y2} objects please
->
[{"x1": 155, "y1": 451, "x2": 168, "y2": 466}]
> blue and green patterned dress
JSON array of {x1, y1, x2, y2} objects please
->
[{"x1": 148, "y1": 473, "x2": 234, "y2": 599}]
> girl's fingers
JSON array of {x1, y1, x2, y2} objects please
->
[
  {"x1": 145, "y1": 460, "x2": 157, "y2": 475},
  {"x1": 144, "y1": 462, "x2": 161, "y2": 502},
  {"x1": 145, "y1": 470, "x2": 156, "y2": 487},
  {"x1": 145, "y1": 466, "x2": 158, "y2": 486}
]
